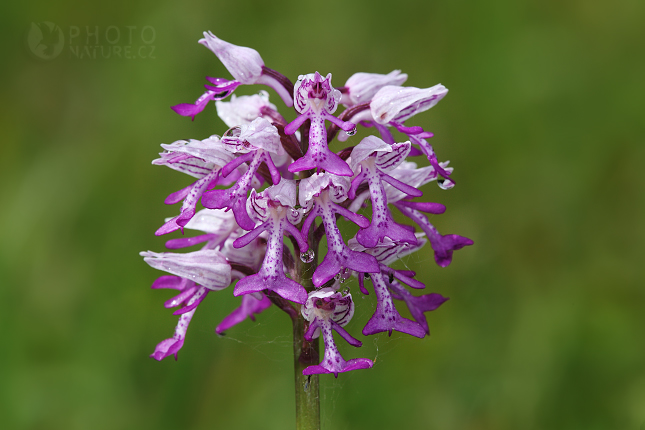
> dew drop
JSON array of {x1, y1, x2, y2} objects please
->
[
  {"x1": 438, "y1": 178, "x2": 455, "y2": 190},
  {"x1": 300, "y1": 249, "x2": 315, "y2": 263},
  {"x1": 341, "y1": 286, "x2": 350, "y2": 295},
  {"x1": 346, "y1": 126, "x2": 357, "y2": 136}
]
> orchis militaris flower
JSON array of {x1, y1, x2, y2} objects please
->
[
  {"x1": 302, "y1": 288, "x2": 373, "y2": 377},
  {"x1": 300, "y1": 173, "x2": 380, "y2": 287},
  {"x1": 285, "y1": 72, "x2": 356, "y2": 176},
  {"x1": 232, "y1": 185, "x2": 309, "y2": 304},
  {"x1": 348, "y1": 136, "x2": 420, "y2": 248},
  {"x1": 143, "y1": 32, "x2": 472, "y2": 382}
]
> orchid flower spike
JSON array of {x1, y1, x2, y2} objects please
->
[{"x1": 143, "y1": 32, "x2": 472, "y2": 378}]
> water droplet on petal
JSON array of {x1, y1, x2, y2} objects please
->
[
  {"x1": 346, "y1": 126, "x2": 357, "y2": 136},
  {"x1": 334, "y1": 273, "x2": 342, "y2": 281},
  {"x1": 438, "y1": 178, "x2": 455, "y2": 190},
  {"x1": 341, "y1": 287, "x2": 350, "y2": 295},
  {"x1": 300, "y1": 249, "x2": 315, "y2": 263}
]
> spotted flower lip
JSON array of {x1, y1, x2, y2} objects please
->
[
  {"x1": 394, "y1": 203, "x2": 473, "y2": 267},
  {"x1": 362, "y1": 272, "x2": 427, "y2": 338},
  {"x1": 216, "y1": 91, "x2": 277, "y2": 128},
  {"x1": 340, "y1": 70, "x2": 408, "y2": 106},
  {"x1": 370, "y1": 84, "x2": 448, "y2": 124}
]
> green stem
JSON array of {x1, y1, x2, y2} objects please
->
[
  {"x1": 293, "y1": 211, "x2": 320, "y2": 430},
  {"x1": 293, "y1": 313, "x2": 320, "y2": 430}
]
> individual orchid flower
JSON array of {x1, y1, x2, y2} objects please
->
[
  {"x1": 302, "y1": 288, "x2": 373, "y2": 377},
  {"x1": 367, "y1": 84, "x2": 456, "y2": 186},
  {"x1": 152, "y1": 136, "x2": 236, "y2": 235},
  {"x1": 172, "y1": 33, "x2": 294, "y2": 120},
  {"x1": 300, "y1": 173, "x2": 380, "y2": 287},
  {"x1": 348, "y1": 136, "x2": 421, "y2": 248},
  {"x1": 393, "y1": 202, "x2": 474, "y2": 267},
  {"x1": 232, "y1": 183, "x2": 309, "y2": 304},
  {"x1": 284, "y1": 72, "x2": 357, "y2": 176},
  {"x1": 201, "y1": 117, "x2": 282, "y2": 230},
  {"x1": 339, "y1": 70, "x2": 408, "y2": 107}
]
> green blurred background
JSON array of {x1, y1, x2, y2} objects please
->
[{"x1": 1, "y1": 0, "x2": 644, "y2": 429}]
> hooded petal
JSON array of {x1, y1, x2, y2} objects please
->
[
  {"x1": 371, "y1": 84, "x2": 448, "y2": 124},
  {"x1": 215, "y1": 91, "x2": 277, "y2": 128},
  {"x1": 141, "y1": 249, "x2": 232, "y2": 290},
  {"x1": 342, "y1": 70, "x2": 408, "y2": 106},
  {"x1": 199, "y1": 32, "x2": 264, "y2": 84}
]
